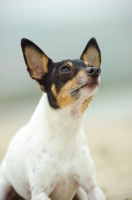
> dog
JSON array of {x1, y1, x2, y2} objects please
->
[{"x1": 0, "y1": 38, "x2": 105, "y2": 200}]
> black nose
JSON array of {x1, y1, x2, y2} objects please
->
[{"x1": 87, "y1": 66, "x2": 101, "y2": 78}]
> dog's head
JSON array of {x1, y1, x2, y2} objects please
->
[{"x1": 21, "y1": 38, "x2": 101, "y2": 112}]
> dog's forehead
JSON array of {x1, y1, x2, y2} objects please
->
[
  {"x1": 71, "y1": 59, "x2": 86, "y2": 66},
  {"x1": 55, "y1": 59, "x2": 87, "y2": 69}
]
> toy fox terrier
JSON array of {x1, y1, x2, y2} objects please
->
[{"x1": 0, "y1": 38, "x2": 105, "y2": 200}]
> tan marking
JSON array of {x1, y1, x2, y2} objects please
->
[
  {"x1": 66, "y1": 62, "x2": 74, "y2": 69},
  {"x1": 25, "y1": 47, "x2": 49, "y2": 80},
  {"x1": 84, "y1": 61, "x2": 89, "y2": 67},
  {"x1": 81, "y1": 96, "x2": 93, "y2": 113},
  {"x1": 62, "y1": 62, "x2": 75, "y2": 71},
  {"x1": 82, "y1": 47, "x2": 100, "y2": 67},
  {"x1": 51, "y1": 84, "x2": 57, "y2": 97},
  {"x1": 56, "y1": 71, "x2": 84, "y2": 108}
]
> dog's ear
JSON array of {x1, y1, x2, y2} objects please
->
[
  {"x1": 21, "y1": 38, "x2": 52, "y2": 80},
  {"x1": 80, "y1": 38, "x2": 101, "y2": 67}
]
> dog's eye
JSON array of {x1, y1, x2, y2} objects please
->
[{"x1": 61, "y1": 66, "x2": 71, "y2": 73}]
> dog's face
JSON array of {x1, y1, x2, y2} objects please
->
[{"x1": 21, "y1": 38, "x2": 101, "y2": 111}]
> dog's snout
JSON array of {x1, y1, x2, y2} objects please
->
[{"x1": 87, "y1": 66, "x2": 101, "y2": 78}]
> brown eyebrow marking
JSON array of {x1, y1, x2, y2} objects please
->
[
  {"x1": 63, "y1": 61, "x2": 75, "y2": 70},
  {"x1": 81, "y1": 96, "x2": 93, "y2": 113},
  {"x1": 66, "y1": 62, "x2": 74, "y2": 67},
  {"x1": 84, "y1": 61, "x2": 89, "y2": 67}
]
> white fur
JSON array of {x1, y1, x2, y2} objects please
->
[{"x1": 0, "y1": 84, "x2": 105, "y2": 200}]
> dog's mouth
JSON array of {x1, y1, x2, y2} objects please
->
[
  {"x1": 70, "y1": 80, "x2": 99, "y2": 95},
  {"x1": 86, "y1": 80, "x2": 99, "y2": 88}
]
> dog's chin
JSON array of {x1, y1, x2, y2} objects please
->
[
  {"x1": 70, "y1": 80, "x2": 99, "y2": 105},
  {"x1": 81, "y1": 81, "x2": 99, "y2": 98},
  {"x1": 81, "y1": 80, "x2": 99, "y2": 90},
  {"x1": 71, "y1": 80, "x2": 99, "y2": 95}
]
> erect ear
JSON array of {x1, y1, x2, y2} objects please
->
[
  {"x1": 21, "y1": 38, "x2": 52, "y2": 80},
  {"x1": 80, "y1": 37, "x2": 101, "y2": 67}
]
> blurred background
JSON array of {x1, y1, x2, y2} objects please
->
[{"x1": 0, "y1": 0, "x2": 132, "y2": 197}]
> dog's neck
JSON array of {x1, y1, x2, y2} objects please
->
[
  {"x1": 30, "y1": 93, "x2": 85, "y2": 138},
  {"x1": 29, "y1": 94, "x2": 87, "y2": 159}
]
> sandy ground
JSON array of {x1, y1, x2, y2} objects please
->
[{"x1": 0, "y1": 83, "x2": 132, "y2": 199}]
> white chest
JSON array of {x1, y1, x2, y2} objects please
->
[
  {"x1": 25, "y1": 140, "x2": 91, "y2": 200},
  {"x1": 4, "y1": 95, "x2": 95, "y2": 200}
]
